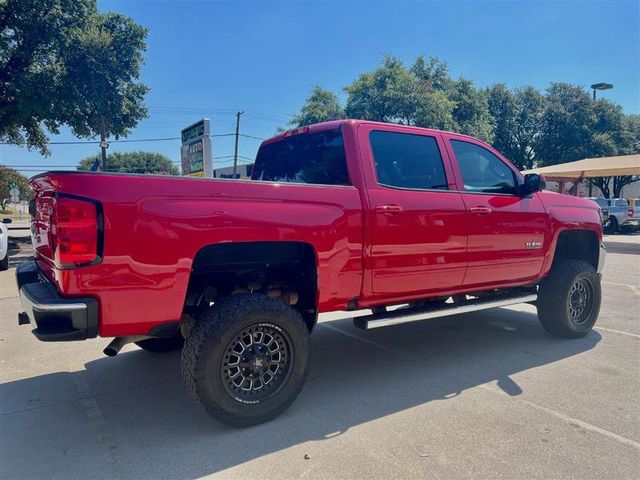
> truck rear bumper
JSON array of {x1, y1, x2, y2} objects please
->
[{"x1": 16, "y1": 261, "x2": 98, "y2": 341}]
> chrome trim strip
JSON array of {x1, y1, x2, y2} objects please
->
[{"x1": 360, "y1": 294, "x2": 538, "y2": 330}]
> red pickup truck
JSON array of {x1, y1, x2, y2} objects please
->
[{"x1": 17, "y1": 120, "x2": 605, "y2": 426}]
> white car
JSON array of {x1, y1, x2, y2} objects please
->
[{"x1": 0, "y1": 219, "x2": 10, "y2": 270}]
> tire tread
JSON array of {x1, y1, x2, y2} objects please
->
[
  {"x1": 181, "y1": 294, "x2": 311, "y2": 427},
  {"x1": 538, "y1": 259, "x2": 601, "y2": 338}
]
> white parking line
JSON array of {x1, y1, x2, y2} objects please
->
[
  {"x1": 321, "y1": 322, "x2": 640, "y2": 451},
  {"x1": 71, "y1": 373, "x2": 124, "y2": 479},
  {"x1": 480, "y1": 385, "x2": 640, "y2": 451},
  {"x1": 595, "y1": 326, "x2": 640, "y2": 339},
  {"x1": 603, "y1": 281, "x2": 640, "y2": 295}
]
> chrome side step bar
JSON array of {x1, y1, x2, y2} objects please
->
[{"x1": 353, "y1": 293, "x2": 538, "y2": 330}]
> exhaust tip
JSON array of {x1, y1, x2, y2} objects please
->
[
  {"x1": 103, "y1": 337, "x2": 126, "y2": 357},
  {"x1": 103, "y1": 335, "x2": 148, "y2": 357},
  {"x1": 103, "y1": 346, "x2": 118, "y2": 357}
]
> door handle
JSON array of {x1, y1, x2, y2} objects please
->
[
  {"x1": 470, "y1": 206, "x2": 492, "y2": 215},
  {"x1": 375, "y1": 204, "x2": 404, "y2": 215}
]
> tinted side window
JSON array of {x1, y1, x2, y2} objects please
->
[
  {"x1": 451, "y1": 140, "x2": 516, "y2": 194},
  {"x1": 251, "y1": 129, "x2": 349, "y2": 185},
  {"x1": 369, "y1": 131, "x2": 448, "y2": 190}
]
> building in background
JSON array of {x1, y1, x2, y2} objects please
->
[{"x1": 213, "y1": 163, "x2": 254, "y2": 180}]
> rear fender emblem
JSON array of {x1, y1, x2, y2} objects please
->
[{"x1": 525, "y1": 241, "x2": 542, "y2": 249}]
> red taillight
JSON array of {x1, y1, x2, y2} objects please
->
[
  {"x1": 50, "y1": 196, "x2": 100, "y2": 268},
  {"x1": 627, "y1": 208, "x2": 634, "y2": 218}
]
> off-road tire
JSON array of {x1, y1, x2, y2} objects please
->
[
  {"x1": 182, "y1": 294, "x2": 311, "y2": 427},
  {"x1": 537, "y1": 259, "x2": 601, "y2": 338},
  {"x1": 135, "y1": 333, "x2": 184, "y2": 353},
  {"x1": 0, "y1": 254, "x2": 8, "y2": 271}
]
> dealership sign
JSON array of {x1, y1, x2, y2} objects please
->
[{"x1": 181, "y1": 119, "x2": 213, "y2": 177}]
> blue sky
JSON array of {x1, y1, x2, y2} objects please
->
[{"x1": 2, "y1": 0, "x2": 639, "y2": 177}]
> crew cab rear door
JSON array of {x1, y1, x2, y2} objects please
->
[
  {"x1": 443, "y1": 133, "x2": 547, "y2": 288},
  {"x1": 358, "y1": 123, "x2": 467, "y2": 302}
]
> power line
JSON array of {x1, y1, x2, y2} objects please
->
[
  {"x1": 0, "y1": 132, "x2": 266, "y2": 147},
  {"x1": 3, "y1": 156, "x2": 255, "y2": 169},
  {"x1": 239, "y1": 133, "x2": 265, "y2": 140}
]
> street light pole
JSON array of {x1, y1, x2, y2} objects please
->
[{"x1": 590, "y1": 82, "x2": 614, "y2": 100}]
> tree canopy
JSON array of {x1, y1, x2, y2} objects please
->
[
  {"x1": 291, "y1": 86, "x2": 345, "y2": 127},
  {"x1": 343, "y1": 56, "x2": 467, "y2": 135},
  {"x1": 290, "y1": 56, "x2": 639, "y2": 196},
  {"x1": 0, "y1": 165, "x2": 29, "y2": 210},
  {"x1": 77, "y1": 151, "x2": 179, "y2": 175},
  {"x1": 0, "y1": 0, "x2": 149, "y2": 155}
]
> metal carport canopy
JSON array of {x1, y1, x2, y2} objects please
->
[{"x1": 522, "y1": 154, "x2": 640, "y2": 178}]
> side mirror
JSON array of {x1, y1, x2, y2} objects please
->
[
  {"x1": 2, "y1": 218, "x2": 12, "y2": 224},
  {"x1": 521, "y1": 173, "x2": 546, "y2": 195}
]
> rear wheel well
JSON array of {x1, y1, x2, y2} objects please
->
[
  {"x1": 184, "y1": 241, "x2": 318, "y2": 331},
  {"x1": 552, "y1": 230, "x2": 599, "y2": 271}
]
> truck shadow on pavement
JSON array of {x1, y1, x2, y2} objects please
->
[{"x1": 1, "y1": 308, "x2": 601, "y2": 479}]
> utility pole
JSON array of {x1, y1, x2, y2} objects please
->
[
  {"x1": 232, "y1": 111, "x2": 244, "y2": 178},
  {"x1": 100, "y1": 116, "x2": 108, "y2": 172}
]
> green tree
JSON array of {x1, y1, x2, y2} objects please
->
[
  {"x1": 410, "y1": 56, "x2": 456, "y2": 131},
  {"x1": 343, "y1": 55, "x2": 456, "y2": 129},
  {"x1": 0, "y1": 165, "x2": 29, "y2": 210},
  {"x1": 344, "y1": 56, "x2": 413, "y2": 123},
  {"x1": 77, "y1": 151, "x2": 179, "y2": 175},
  {"x1": 0, "y1": 0, "x2": 148, "y2": 155},
  {"x1": 487, "y1": 84, "x2": 517, "y2": 162},
  {"x1": 291, "y1": 59, "x2": 639, "y2": 195},
  {"x1": 410, "y1": 55, "x2": 452, "y2": 91},
  {"x1": 487, "y1": 85, "x2": 545, "y2": 169},
  {"x1": 535, "y1": 83, "x2": 596, "y2": 165},
  {"x1": 511, "y1": 87, "x2": 546, "y2": 170},
  {"x1": 291, "y1": 86, "x2": 345, "y2": 127},
  {"x1": 589, "y1": 111, "x2": 640, "y2": 198},
  {"x1": 413, "y1": 89, "x2": 456, "y2": 131},
  {"x1": 449, "y1": 78, "x2": 493, "y2": 142},
  {"x1": 620, "y1": 114, "x2": 640, "y2": 154},
  {"x1": 536, "y1": 84, "x2": 639, "y2": 197}
]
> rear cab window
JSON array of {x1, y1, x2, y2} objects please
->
[
  {"x1": 251, "y1": 128, "x2": 350, "y2": 185},
  {"x1": 369, "y1": 130, "x2": 448, "y2": 190}
]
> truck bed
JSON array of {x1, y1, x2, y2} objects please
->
[{"x1": 30, "y1": 171, "x2": 364, "y2": 336}]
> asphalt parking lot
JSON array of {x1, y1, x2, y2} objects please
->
[{"x1": 1, "y1": 234, "x2": 639, "y2": 479}]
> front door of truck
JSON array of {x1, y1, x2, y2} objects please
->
[
  {"x1": 358, "y1": 124, "x2": 467, "y2": 301},
  {"x1": 444, "y1": 135, "x2": 547, "y2": 288}
]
